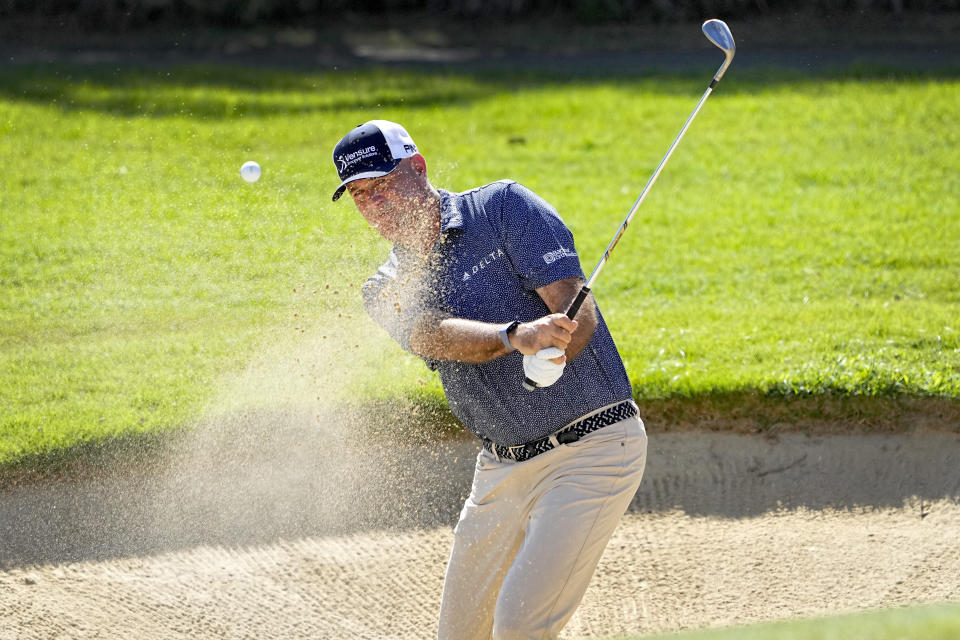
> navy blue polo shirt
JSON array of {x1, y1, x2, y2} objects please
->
[{"x1": 361, "y1": 180, "x2": 633, "y2": 445}]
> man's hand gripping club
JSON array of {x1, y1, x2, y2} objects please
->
[{"x1": 508, "y1": 314, "x2": 578, "y2": 388}]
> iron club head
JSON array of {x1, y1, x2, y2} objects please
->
[{"x1": 701, "y1": 19, "x2": 736, "y2": 84}]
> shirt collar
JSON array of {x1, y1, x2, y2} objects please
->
[{"x1": 438, "y1": 189, "x2": 464, "y2": 232}]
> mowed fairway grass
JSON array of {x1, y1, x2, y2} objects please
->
[
  {"x1": 621, "y1": 601, "x2": 960, "y2": 640},
  {"x1": 1, "y1": 62, "x2": 958, "y2": 466}
]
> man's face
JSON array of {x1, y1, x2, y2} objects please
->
[{"x1": 347, "y1": 162, "x2": 421, "y2": 245}]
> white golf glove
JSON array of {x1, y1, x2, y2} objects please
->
[{"x1": 522, "y1": 347, "x2": 566, "y2": 388}]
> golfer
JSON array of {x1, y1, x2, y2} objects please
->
[{"x1": 331, "y1": 120, "x2": 647, "y2": 640}]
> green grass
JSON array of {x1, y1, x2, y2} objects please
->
[
  {"x1": 1, "y1": 62, "x2": 959, "y2": 465},
  {"x1": 614, "y1": 602, "x2": 960, "y2": 640}
]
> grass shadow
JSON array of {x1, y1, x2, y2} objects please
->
[{"x1": 1, "y1": 57, "x2": 958, "y2": 120}]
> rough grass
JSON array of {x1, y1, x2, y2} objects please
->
[{"x1": 1, "y1": 62, "x2": 959, "y2": 465}]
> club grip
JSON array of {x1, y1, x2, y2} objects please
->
[{"x1": 565, "y1": 285, "x2": 591, "y2": 320}]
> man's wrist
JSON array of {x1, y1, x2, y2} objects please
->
[{"x1": 498, "y1": 320, "x2": 520, "y2": 351}]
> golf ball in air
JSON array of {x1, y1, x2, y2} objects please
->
[{"x1": 240, "y1": 161, "x2": 261, "y2": 183}]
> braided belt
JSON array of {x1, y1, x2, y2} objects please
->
[{"x1": 482, "y1": 400, "x2": 638, "y2": 463}]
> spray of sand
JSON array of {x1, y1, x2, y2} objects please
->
[
  {"x1": 0, "y1": 307, "x2": 476, "y2": 568},
  {"x1": 143, "y1": 306, "x2": 477, "y2": 552}
]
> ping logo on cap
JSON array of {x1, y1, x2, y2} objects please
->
[{"x1": 331, "y1": 120, "x2": 418, "y2": 201}]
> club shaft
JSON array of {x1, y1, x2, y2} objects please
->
[
  {"x1": 529, "y1": 51, "x2": 731, "y2": 390},
  {"x1": 579, "y1": 83, "x2": 715, "y2": 299}
]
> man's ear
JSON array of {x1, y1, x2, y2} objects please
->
[{"x1": 409, "y1": 153, "x2": 427, "y2": 175}]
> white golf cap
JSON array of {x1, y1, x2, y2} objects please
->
[{"x1": 331, "y1": 120, "x2": 419, "y2": 201}]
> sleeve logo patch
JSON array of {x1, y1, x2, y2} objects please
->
[{"x1": 542, "y1": 247, "x2": 577, "y2": 265}]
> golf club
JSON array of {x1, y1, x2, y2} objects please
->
[{"x1": 524, "y1": 19, "x2": 736, "y2": 391}]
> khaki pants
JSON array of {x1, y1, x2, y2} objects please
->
[{"x1": 437, "y1": 414, "x2": 647, "y2": 640}]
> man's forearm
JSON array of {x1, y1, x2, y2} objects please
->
[
  {"x1": 561, "y1": 300, "x2": 596, "y2": 361},
  {"x1": 408, "y1": 310, "x2": 591, "y2": 365},
  {"x1": 409, "y1": 313, "x2": 512, "y2": 364},
  {"x1": 407, "y1": 279, "x2": 599, "y2": 365}
]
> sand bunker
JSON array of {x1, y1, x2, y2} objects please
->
[{"x1": 2, "y1": 418, "x2": 959, "y2": 639}]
